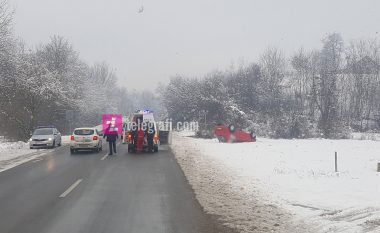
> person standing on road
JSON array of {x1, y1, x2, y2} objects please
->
[
  {"x1": 103, "y1": 125, "x2": 118, "y2": 155},
  {"x1": 146, "y1": 121, "x2": 155, "y2": 153}
]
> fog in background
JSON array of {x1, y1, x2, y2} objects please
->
[{"x1": 9, "y1": 0, "x2": 380, "y2": 90}]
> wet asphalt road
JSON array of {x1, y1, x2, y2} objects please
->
[{"x1": 0, "y1": 142, "x2": 235, "y2": 233}]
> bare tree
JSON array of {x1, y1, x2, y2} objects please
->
[
  {"x1": 345, "y1": 39, "x2": 380, "y2": 130},
  {"x1": 314, "y1": 33, "x2": 344, "y2": 137},
  {"x1": 0, "y1": 0, "x2": 12, "y2": 48},
  {"x1": 260, "y1": 47, "x2": 286, "y2": 112}
]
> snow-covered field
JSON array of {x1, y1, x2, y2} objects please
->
[{"x1": 171, "y1": 132, "x2": 380, "y2": 233}]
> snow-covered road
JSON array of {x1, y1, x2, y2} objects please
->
[{"x1": 171, "y1": 132, "x2": 380, "y2": 233}]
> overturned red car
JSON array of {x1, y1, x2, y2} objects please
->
[{"x1": 214, "y1": 124, "x2": 256, "y2": 143}]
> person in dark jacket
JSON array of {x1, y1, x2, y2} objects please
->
[
  {"x1": 146, "y1": 121, "x2": 155, "y2": 152},
  {"x1": 103, "y1": 126, "x2": 118, "y2": 155}
]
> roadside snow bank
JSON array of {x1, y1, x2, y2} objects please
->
[
  {"x1": 171, "y1": 132, "x2": 380, "y2": 233},
  {"x1": 0, "y1": 139, "x2": 46, "y2": 172},
  {"x1": 0, "y1": 140, "x2": 28, "y2": 150},
  {"x1": 61, "y1": 135, "x2": 71, "y2": 145}
]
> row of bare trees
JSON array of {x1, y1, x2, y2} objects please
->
[
  {"x1": 0, "y1": 33, "x2": 121, "y2": 140},
  {"x1": 288, "y1": 33, "x2": 380, "y2": 138},
  {"x1": 161, "y1": 33, "x2": 380, "y2": 138},
  {"x1": 0, "y1": 1, "x2": 163, "y2": 140}
]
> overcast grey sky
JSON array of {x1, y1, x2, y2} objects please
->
[{"x1": 9, "y1": 0, "x2": 380, "y2": 90}]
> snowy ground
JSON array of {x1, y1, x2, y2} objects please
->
[
  {"x1": 0, "y1": 138, "x2": 47, "y2": 172},
  {"x1": 171, "y1": 132, "x2": 380, "y2": 233},
  {"x1": 0, "y1": 136, "x2": 72, "y2": 173},
  {"x1": 61, "y1": 135, "x2": 71, "y2": 145}
]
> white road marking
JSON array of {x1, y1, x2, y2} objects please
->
[
  {"x1": 59, "y1": 179, "x2": 83, "y2": 198},
  {"x1": 100, "y1": 153, "x2": 109, "y2": 160},
  {"x1": 32, "y1": 158, "x2": 44, "y2": 163},
  {"x1": 33, "y1": 152, "x2": 53, "y2": 162},
  {"x1": 0, "y1": 151, "x2": 49, "y2": 173}
]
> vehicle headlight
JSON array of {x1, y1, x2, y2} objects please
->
[
  {"x1": 48, "y1": 138, "x2": 53, "y2": 141},
  {"x1": 29, "y1": 138, "x2": 32, "y2": 142}
]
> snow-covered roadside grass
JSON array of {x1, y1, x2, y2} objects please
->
[
  {"x1": 171, "y1": 132, "x2": 380, "y2": 233},
  {"x1": 0, "y1": 138, "x2": 48, "y2": 172},
  {"x1": 0, "y1": 135, "x2": 80, "y2": 173}
]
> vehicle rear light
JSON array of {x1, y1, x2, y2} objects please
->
[
  {"x1": 93, "y1": 136, "x2": 98, "y2": 140},
  {"x1": 70, "y1": 135, "x2": 74, "y2": 141}
]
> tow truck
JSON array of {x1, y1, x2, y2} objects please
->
[{"x1": 122, "y1": 110, "x2": 171, "y2": 153}]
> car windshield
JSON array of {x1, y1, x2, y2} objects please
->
[
  {"x1": 33, "y1": 128, "x2": 53, "y2": 135},
  {"x1": 74, "y1": 129, "x2": 94, "y2": 135}
]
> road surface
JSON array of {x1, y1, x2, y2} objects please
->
[{"x1": 0, "y1": 143, "x2": 235, "y2": 233}]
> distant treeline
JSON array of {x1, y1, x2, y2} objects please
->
[
  {"x1": 160, "y1": 33, "x2": 380, "y2": 138},
  {"x1": 0, "y1": 1, "x2": 163, "y2": 140}
]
